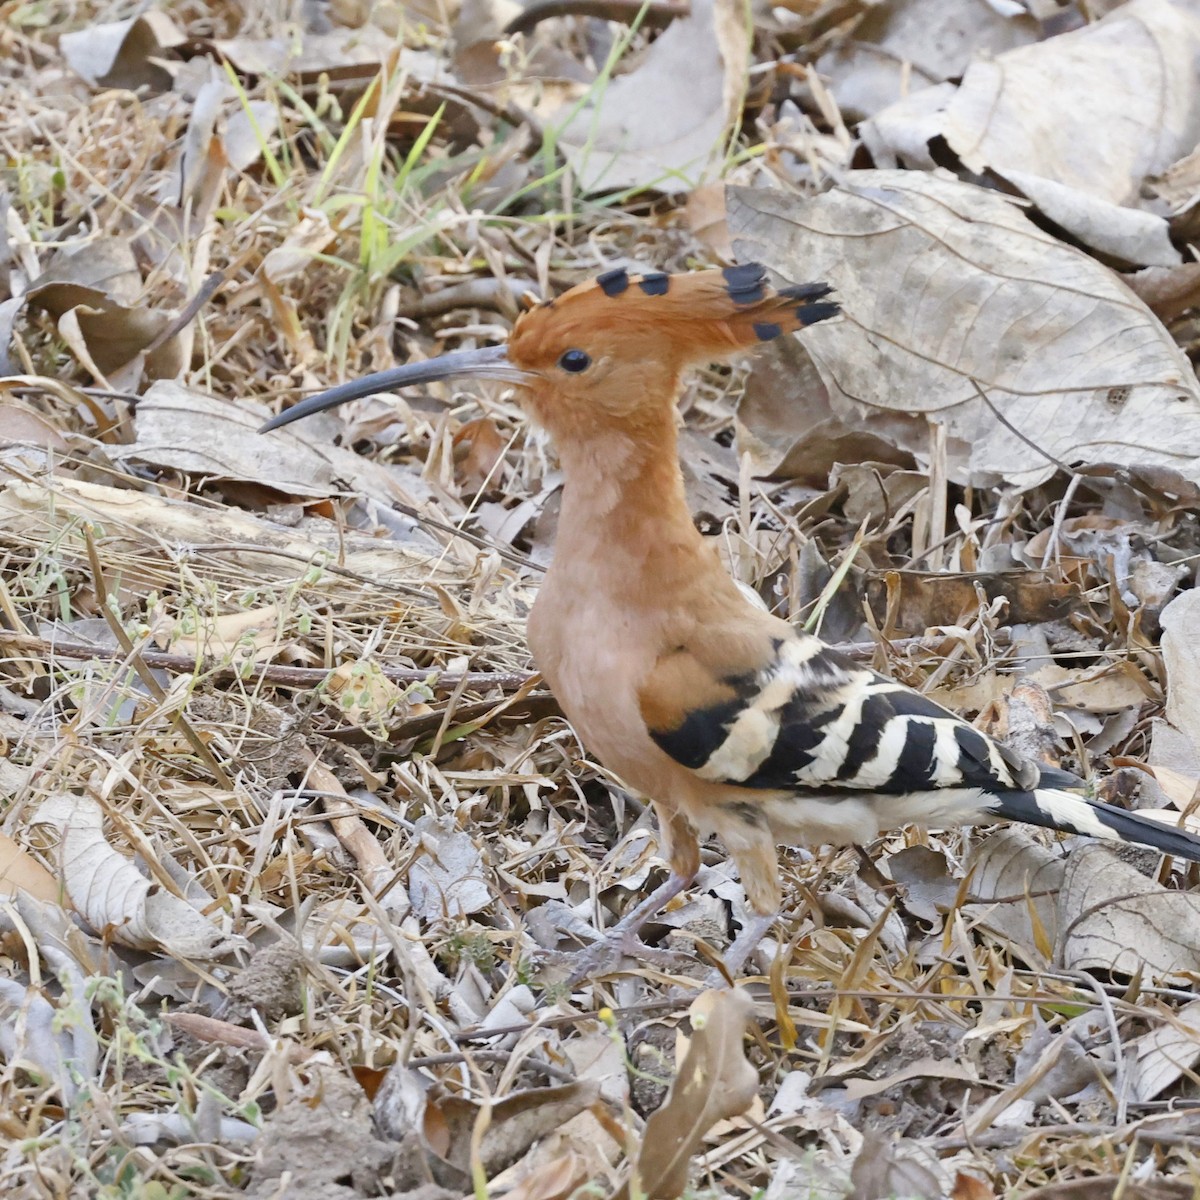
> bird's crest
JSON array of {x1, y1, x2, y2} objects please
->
[{"x1": 509, "y1": 262, "x2": 838, "y2": 367}]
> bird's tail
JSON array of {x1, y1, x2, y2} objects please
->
[{"x1": 985, "y1": 788, "x2": 1200, "y2": 862}]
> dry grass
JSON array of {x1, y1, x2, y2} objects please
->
[{"x1": 3, "y1": 3, "x2": 1200, "y2": 1198}]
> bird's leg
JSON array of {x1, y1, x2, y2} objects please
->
[
  {"x1": 553, "y1": 810, "x2": 701, "y2": 986},
  {"x1": 556, "y1": 869, "x2": 696, "y2": 986}
]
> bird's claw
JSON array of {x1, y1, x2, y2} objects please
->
[{"x1": 544, "y1": 928, "x2": 695, "y2": 988}]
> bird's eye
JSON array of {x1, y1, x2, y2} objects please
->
[{"x1": 558, "y1": 349, "x2": 591, "y2": 373}]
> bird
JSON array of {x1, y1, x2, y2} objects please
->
[{"x1": 261, "y1": 261, "x2": 1200, "y2": 979}]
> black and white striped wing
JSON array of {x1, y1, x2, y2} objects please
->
[
  {"x1": 639, "y1": 631, "x2": 1200, "y2": 863},
  {"x1": 642, "y1": 633, "x2": 1053, "y2": 796}
]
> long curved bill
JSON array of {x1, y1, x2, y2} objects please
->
[{"x1": 258, "y1": 344, "x2": 532, "y2": 433}]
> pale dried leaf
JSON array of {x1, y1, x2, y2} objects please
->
[
  {"x1": 210, "y1": 29, "x2": 440, "y2": 79},
  {"x1": 125, "y1": 381, "x2": 430, "y2": 515},
  {"x1": 1161, "y1": 589, "x2": 1200, "y2": 750},
  {"x1": 0, "y1": 979, "x2": 95, "y2": 1103},
  {"x1": 0, "y1": 404, "x2": 69, "y2": 452},
  {"x1": 558, "y1": 0, "x2": 748, "y2": 194},
  {"x1": 817, "y1": 0, "x2": 1037, "y2": 122},
  {"x1": 33, "y1": 794, "x2": 233, "y2": 958},
  {"x1": 864, "y1": 0, "x2": 1200, "y2": 206},
  {"x1": 1000, "y1": 171, "x2": 1181, "y2": 267},
  {"x1": 730, "y1": 171, "x2": 1200, "y2": 491},
  {"x1": 967, "y1": 828, "x2": 1063, "y2": 960},
  {"x1": 157, "y1": 604, "x2": 285, "y2": 663},
  {"x1": 408, "y1": 815, "x2": 492, "y2": 919},
  {"x1": 1128, "y1": 999, "x2": 1200, "y2": 1102},
  {"x1": 1058, "y1": 844, "x2": 1200, "y2": 980}
]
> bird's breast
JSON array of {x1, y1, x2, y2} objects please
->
[{"x1": 527, "y1": 574, "x2": 675, "y2": 794}]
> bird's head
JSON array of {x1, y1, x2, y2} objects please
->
[{"x1": 259, "y1": 263, "x2": 838, "y2": 442}]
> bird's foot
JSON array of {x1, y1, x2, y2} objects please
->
[
  {"x1": 550, "y1": 925, "x2": 695, "y2": 988},
  {"x1": 539, "y1": 870, "x2": 697, "y2": 988}
]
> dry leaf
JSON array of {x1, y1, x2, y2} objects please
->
[
  {"x1": 125, "y1": 381, "x2": 429, "y2": 515},
  {"x1": 454, "y1": 416, "x2": 509, "y2": 492},
  {"x1": 408, "y1": 815, "x2": 492, "y2": 920},
  {"x1": 324, "y1": 659, "x2": 417, "y2": 738},
  {"x1": 0, "y1": 404, "x2": 70, "y2": 452},
  {"x1": 1020, "y1": 1177, "x2": 1195, "y2": 1200},
  {"x1": 626, "y1": 988, "x2": 759, "y2": 1200},
  {"x1": 210, "y1": 29, "x2": 440, "y2": 80},
  {"x1": 816, "y1": 0, "x2": 1037, "y2": 123},
  {"x1": 1117, "y1": 762, "x2": 1200, "y2": 812},
  {"x1": 864, "y1": 0, "x2": 1200, "y2": 206},
  {"x1": 0, "y1": 979, "x2": 96, "y2": 1104},
  {"x1": 60, "y1": 12, "x2": 186, "y2": 90},
  {"x1": 966, "y1": 829, "x2": 1063, "y2": 962},
  {"x1": 0, "y1": 833, "x2": 60, "y2": 903},
  {"x1": 1161, "y1": 589, "x2": 1200, "y2": 749},
  {"x1": 1057, "y1": 843, "x2": 1200, "y2": 980},
  {"x1": 499, "y1": 1152, "x2": 589, "y2": 1200},
  {"x1": 730, "y1": 172, "x2": 1200, "y2": 491},
  {"x1": 952, "y1": 1173, "x2": 998, "y2": 1200},
  {"x1": 1127, "y1": 999, "x2": 1200, "y2": 1102},
  {"x1": 438, "y1": 1080, "x2": 600, "y2": 1174},
  {"x1": 557, "y1": 0, "x2": 748, "y2": 194},
  {"x1": 33, "y1": 794, "x2": 235, "y2": 959},
  {"x1": 157, "y1": 605, "x2": 284, "y2": 664},
  {"x1": 25, "y1": 240, "x2": 181, "y2": 389},
  {"x1": 848, "y1": 1129, "x2": 945, "y2": 1200},
  {"x1": 684, "y1": 182, "x2": 732, "y2": 259}
]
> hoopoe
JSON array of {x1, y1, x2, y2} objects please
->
[{"x1": 263, "y1": 263, "x2": 1200, "y2": 978}]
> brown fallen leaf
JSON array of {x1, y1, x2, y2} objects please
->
[
  {"x1": 848, "y1": 1129, "x2": 945, "y2": 1200},
  {"x1": 0, "y1": 833, "x2": 60, "y2": 903},
  {"x1": 25, "y1": 240, "x2": 182, "y2": 391},
  {"x1": 1128, "y1": 261, "x2": 1200, "y2": 321},
  {"x1": 623, "y1": 988, "x2": 759, "y2": 1200},
  {"x1": 730, "y1": 171, "x2": 1200, "y2": 492},
  {"x1": 454, "y1": 416, "x2": 509, "y2": 492},
  {"x1": 0, "y1": 404, "x2": 70, "y2": 452},
  {"x1": 437, "y1": 1080, "x2": 600, "y2": 1175},
  {"x1": 498, "y1": 1151, "x2": 590, "y2": 1200},
  {"x1": 952, "y1": 1172, "x2": 998, "y2": 1200},
  {"x1": 59, "y1": 12, "x2": 186, "y2": 91},
  {"x1": 864, "y1": 569, "x2": 1077, "y2": 632}
]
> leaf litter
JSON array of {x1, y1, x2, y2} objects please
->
[{"x1": 4, "y1": 1, "x2": 1200, "y2": 1197}]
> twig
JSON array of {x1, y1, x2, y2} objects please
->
[
  {"x1": 144, "y1": 270, "x2": 228, "y2": 355},
  {"x1": 0, "y1": 631, "x2": 536, "y2": 692},
  {"x1": 0, "y1": 630, "x2": 1007, "y2": 695},
  {"x1": 504, "y1": 0, "x2": 687, "y2": 35}
]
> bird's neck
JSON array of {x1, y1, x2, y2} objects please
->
[{"x1": 551, "y1": 418, "x2": 708, "y2": 590}]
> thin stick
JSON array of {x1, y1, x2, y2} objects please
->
[{"x1": 0, "y1": 629, "x2": 1005, "y2": 695}]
